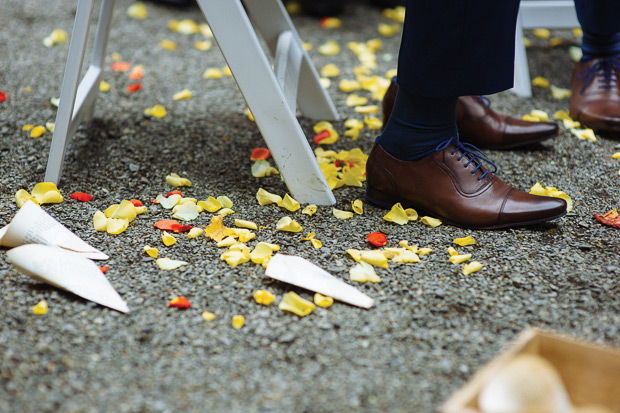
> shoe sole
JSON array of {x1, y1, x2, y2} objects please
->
[{"x1": 366, "y1": 188, "x2": 567, "y2": 230}]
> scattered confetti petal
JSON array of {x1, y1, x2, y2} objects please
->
[
  {"x1": 349, "y1": 261, "x2": 381, "y2": 283},
  {"x1": 569, "y1": 46, "x2": 582, "y2": 62},
  {"x1": 144, "y1": 245, "x2": 159, "y2": 258},
  {"x1": 378, "y1": 23, "x2": 400, "y2": 37},
  {"x1": 172, "y1": 201, "x2": 199, "y2": 221},
  {"x1": 392, "y1": 250, "x2": 420, "y2": 263},
  {"x1": 449, "y1": 254, "x2": 472, "y2": 264},
  {"x1": 366, "y1": 232, "x2": 387, "y2": 247},
  {"x1": 302, "y1": 204, "x2": 317, "y2": 216},
  {"x1": 421, "y1": 216, "x2": 442, "y2": 227},
  {"x1": 418, "y1": 247, "x2": 432, "y2": 256},
  {"x1": 320, "y1": 63, "x2": 341, "y2": 77},
  {"x1": 549, "y1": 37, "x2": 563, "y2": 47},
  {"x1": 314, "y1": 293, "x2": 334, "y2": 308},
  {"x1": 276, "y1": 216, "x2": 303, "y2": 232},
  {"x1": 232, "y1": 315, "x2": 245, "y2": 329},
  {"x1": 532, "y1": 28, "x2": 551, "y2": 39},
  {"x1": 0, "y1": 90, "x2": 6, "y2": 103},
  {"x1": 364, "y1": 116, "x2": 383, "y2": 129},
  {"x1": 172, "y1": 88, "x2": 192, "y2": 100},
  {"x1": 15, "y1": 189, "x2": 39, "y2": 208},
  {"x1": 235, "y1": 219, "x2": 257, "y2": 230},
  {"x1": 254, "y1": 289, "x2": 276, "y2": 306},
  {"x1": 250, "y1": 242, "x2": 278, "y2": 264},
  {"x1": 156, "y1": 257, "x2": 188, "y2": 270},
  {"x1": 454, "y1": 235, "x2": 476, "y2": 246},
  {"x1": 169, "y1": 296, "x2": 191, "y2": 309},
  {"x1": 446, "y1": 246, "x2": 458, "y2": 257},
  {"x1": 383, "y1": 203, "x2": 408, "y2": 225},
  {"x1": 43, "y1": 29, "x2": 68, "y2": 47},
  {"x1": 129, "y1": 64, "x2": 144, "y2": 80},
  {"x1": 354, "y1": 105, "x2": 378, "y2": 114},
  {"x1": 70, "y1": 192, "x2": 93, "y2": 202},
  {"x1": 332, "y1": 208, "x2": 353, "y2": 219},
  {"x1": 317, "y1": 40, "x2": 340, "y2": 56},
  {"x1": 99, "y1": 266, "x2": 108, "y2": 273},
  {"x1": 522, "y1": 109, "x2": 549, "y2": 122},
  {"x1": 319, "y1": 17, "x2": 341, "y2": 29},
  {"x1": 30, "y1": 126, "x2": 46, "y2": 138},
  {"x1": 551, "y1": 85, "x2": 571, "y2": 99},
  {"x1": 127, "y1": 2, "x2": 148, "y2": 19},
  {"x1": 161, "y1": 231, "x2": 177, "y2": 246},
  {"x1": 251, "y1": 160, "x2": 279, "y2": 177},
  {"x1": 93, "y1": 211, "x2": 108, "y2": 231},
  {"x1": 382, "y1": 6, "x2": 406, "y2": 22},
  {"x1": 250, "y1": 147, "x2": 271, "y2": 160},
  {"x1": 202, "y1": 68, "x2": 223, "y2": 79},
  {"x1": 278, "y1": 291, "x2": 315, "y2": 316},
  {"x1": 204, "y1": 215, "x2": 235, "y2": 242},
  {"x1": 339, "y1": 79, "x2": 361, "y2": 92},
  {"x1": 280, "y1": 194, "x2": 300, "y2": 212},
  {"x1": 194, "y1": 40, "x2": 213, "y2": 51},
  {"x1": 360, "y1": 250, "x2": 388, "y2": 269},
  {"x1": 106, "y1": 218, "x2": 129, "y2": 235},
  {"x1": 111, "y1": 61, "x2": 131, "y2": 72},
  {"x1": 570, "y1": 127, "x2": 596, "y2": 142},
  {"x1": 31, "y1": 182, "x2": 63, "y2": 204},
  {"x1": 256, "y1": 188, "x2": 282, "y2": 206},
  {"x1": 352, "y1": 199, "x2": 363, "y2": 215},
  {"x1": 45, "y1": 122, "x2": 55, "y2": 133},
  {"x1": 159, "y1": 39, "x2": 177, "y2": 51},
  {"x1": 531, "y1": 76, "x2": 550, "y2": 88},
  {"x1": 166, "y1": 173, "x2": 192, "y2": 187},
  {"x1": 144, "y1": 104, "x2": 166, "y2": 118},
  {"x1": 463, "y1": 261, "x2": 483, "y2": 275},
  {"x1": 202, "y1": 311, "x2": 215, "y2": 321},
  {"x1": 32, "y1": 299, "x2": 48, "y2": 315},
  {"x1": 594, "y1": 209, "x2": 620, "y2": 228}
]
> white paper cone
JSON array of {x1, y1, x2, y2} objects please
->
[
  {"x1": 7, "y1": 244, "x2": 129, "y2": 313},
  {"x1": 265, "y1": 254, "x2": 374, "y2": 309}
]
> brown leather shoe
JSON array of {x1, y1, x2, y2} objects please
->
[
  {"x1": 366, "y1": 139, "x2": 567, "y2": 229},
  {"x1": 382, "y1": 79, "x2": 559, "y2": 149},
  {"x1": 569, "y1": 57, "x2": 620, "y2": 133}
]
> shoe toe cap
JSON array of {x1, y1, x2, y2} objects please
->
[{"x1": 499, "y1": 190, "x2": 567, "y2": 226}]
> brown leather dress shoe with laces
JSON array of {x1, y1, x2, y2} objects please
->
[
  {"x1": 382, "y1": 79, "x2": 559, "y2": 149},
  {"x1": 569, "y1": 57, "x2": 620, "y2": 133},
  {"x1": 366, "y1": 139, "x2": 567, "y2": 229}
]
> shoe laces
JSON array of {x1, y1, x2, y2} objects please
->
[
  {"x1": 577, "y1": 57, "x2": 620, "y2": 94},
  {"x1": 435, "y1": 137, "x2": 497, "y2": 181},
  {"x1": 475, "y1": 95, "x2": 491, "y2": 108}
]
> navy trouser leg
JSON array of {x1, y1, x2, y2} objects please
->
[
  {"x1": 397, "y1": 0, "x2": 521, "y2": 98},
  {"x1": 574, "y1": 0, "x2": 620, "y2": 59}
]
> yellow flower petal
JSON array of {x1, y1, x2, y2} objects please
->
[
  {"x1": 314, "y1": 293, "x2": 334, "y2": 308},
  {"x1": 156, "y1": 194, "x2": 182, "y2": 209},
  {"x1": 110, "y1": 200, "x2": 138, "y2": 222},
  {"x1": 144, "y1": 245, "x2": 159, "y2": 258},
  {"x1": 310, "y1": 238, "x2": 322, "y2": 249},
  {"x1": 280, "y1": 194, "x2": 300, "y2": 212},
  {"x1": 392, "y1": 250, "x2": 420, "y2": 263},
  {"x1": 571, "y1": 127, "x2": 596, "y2": 142},
  {"x1": 463, "y1": 261, "x2": 483, "y2": 275},
  {"x1": 127, "y1": 2, "x2": 148, "y2": 19},
  {"x1": 32, "y1": 299, "x2": 48, "y2": 315},
  {"x1": 360, "y1": 250, "x2": 388, "y2": 269},
  {"x1": 175, "y1": 18, "x2": 199, "y2": 34},
  {"x1": 549, "y1": 37, "x2": 563, "y2": 47},
  {"x1": 449, "y1": 254, "x2": 472, "y2": 264},
  {"x1": 256, "y1": 188, "x2": 282, "y2": 206},
  {"x1": 166, "y1": 172, "x2": 192, "y2": 187},
  {"x1": 339, "y1": 79, "x2": 361, "y2": 92},
  {"x1": 30, "y1": 125, "x2": 46, "y2": 138},
  {"x1": 156, "y1": 257, "x2": 188, "y2": 270},
  {"x1": 194, "y1": 40, "x2": 213, "y2": 51},
  {"x1": 378, "y1": 22, "x2": 400, "y2": 37},
  {"x1": 398, "y1": 240, "x2": 418, "y2": 253},
  {"x1": 43, "y1": 29, "x2": 68, "y2": 47},
  {"x1": 186, "y1": 228, "x2": 203, "y2": 239},
  {"x1": 106, "y1": 218, "x2": 129, "y2": 235},
  {"x1": 418, "y1": 247, "x2": 432, "y2": 256},
  {"x1": 216, "y1": 236, "x2": 237, "y2": 248},
  {"x1": 383, "y1": 202, "x2": 409, "y2": 225},
  {"x1": 529, "y1": 183, "x2": 573, "y2": 212},
  {"x1": 454, "y1": 235, "x2": 476, "y2": 246},
  {"x1": 532, "y1": 28, "x2": 551, "y2": 39},
  {"x1": 320, "y1": 17, "x2": 341, "y2": 29},
  {"x1": 220, "y1": 250, "x2": 250, "y2": 267},
  {"x1": 569, "y1": 46, "x2": 582, "y2": 62},
  {"x1": 232, "y1": 315, "x2": 245, "y2": 329},
  {"x1": 302, "y1": 204, "x2": 317, "y2": 216},
  {"x1": 202, "y1": 311, "x2": 216, "y2": 321},
  {"x1": 203, "y1": 68, "x2": 223, "y2": 79},
  {"x1": 346, "y1": 94, "x2": 368, "y2": 107},
  {"x1": 204, "y1": 215, "x2": 235, "y2": 242},
  {"x1": 421, "y1": 216, "x2": 442, "y2": 227},
  {"x1": 612, "y1": 152, "x2": 620, "y2": 159},
  {"x1": 278, "y1": 292, "x2": 315, "y2": 316},
  {"x1": 216, "y1": 196, "x2": 233, "y2": 209},
  {"x1": 93, "y1": 211, "x2": 108, "y2": 231},
  {"x1": 234, "y1": 219, "x2": 257, "y2": 230},
  {"x1": 352, "y1": 199, "x2": 364, "y2": 215},
  {"x1": 198, "y1": 196, "x2": 222, "y2": 213},
  {"x1": 159, "y1": 39, "x2": 177, "y2": 50},
  {"x1": 551, "y1": 85, "x2": 572, "y2": 99},
  {"x1": 364, "y1": 116, "x2": 383, "y2": 130},
  {"x1": 245, "y1": 107, "x2": 255, "y2": 121},
  {"x1": 531, "y1": 76, "x2": 550, "y2": 88},
  {"x1": 317, "y1": 40, "x2": 340, "y2": 56},
  {"x1": 144, "y1": 104, "x2": 166, "y2": 118},
  {"x1": 553, "y1": 110, "x2": 572, "y2": 121},
  {"x1": 320, "y1": 63, "x2": 341, "y2": 77},
  {"x1": 172, "y1": 201, "x2": 199, "y2": 221},
  {"x1": 333, "y1": 208, "x2": 353, "y2": 219},
  {"x1": 161, "y1": 231, "x2": 177, "y2": 246},
  {"x1": 172, "y1": 88, "x2": 192, "y2": 100},
  {"x1": 349, "y1": 261, "x2": 381, "y2": 283},
  {"x1": 276, "y1": 216, "x2": 303, "y2": 232},
  {"x1": 250, "y1": 242, "x2": 276, "y2": 264},
  {"x1": 254, "y1": 289, "x2": 275, "y2": 306},
  {"x1": 251, "y1": 160, "x2": 279, "y2": 177},
  {"x1": 31, "y1": 182, "x2": 63, "y2": 204},
  {"x1": 346, "y1": 249, "x2": 361, "y2": 262},
  {"x1": 15, "y1": 189, "x2": 38, "y2": 208},
  {"x1": 354, "y1": 105, "x2": 378, "y2": 114},
  {"x1": 405, "y1": 208, "x2": 418, "y2": 221},
  {"x1": 22, "y1": 124, "x2": 34, "y2": 131},
  {"x1": 446, "y1": 246, "x2": 458, "y2": 257}
]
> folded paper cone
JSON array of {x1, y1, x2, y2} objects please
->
[
  {"x1": 0, "y1": 200, "x2": 108, "y2": 260},
  {"x1": 7, "y1": 244, "x2": 129, "y2": 313},
  {"x1": 265, "y1": 254, "x2": 373, "y2": 309}
]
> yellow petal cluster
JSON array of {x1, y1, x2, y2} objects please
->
[
  {"x1": 383, "y1": 202, "x2": 409, "y2": 225},
  {"x1": 570, "y1": 127, "x2": 596, "y2": 142},
  {"x1": 522, "y1": 109, "x2": 549, "y2": 122},
  {"x1": 349, "y1": 261, "x2": 381, "y2": 283},
  {"x1": 29, "y1": 182, "x2": 63, "y2": 204},
  {"x1": 166, "y1": 173, "x2": 192, "y2": 187}
]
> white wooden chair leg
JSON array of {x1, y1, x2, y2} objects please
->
[
  {"x1": 243, "y1": 0, "x2": 339, "y2": 120},
  {"x1": 196, "y1": 0, "x2": 336, "y2": 205},
  {"x1": 512, "y1": 12, "x2": 532, "y2": 98}
]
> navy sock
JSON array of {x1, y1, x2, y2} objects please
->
[
  {"x1": 377, "y1": 87, "x2": 457, "y2": 161},
  {"x1": 581, "y1": 31, "x2": 620, "y2": 61}
]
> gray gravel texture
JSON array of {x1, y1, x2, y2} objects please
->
[{"x1": 1, "y1": 1, "x2": 620, "y2": 412}]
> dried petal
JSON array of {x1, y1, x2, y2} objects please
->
[
  {"x1": 32, "y1": 300, "x2": 48, "y2": 315},
  {"x1": 463, "y1": 261, "x2": 483, "y2": 275},
  {"x1": 221, "y1": 250, "x2": 250, "y2": 267},
  {"x1": 302, "y1": 204, "x2": 317, "y2": 216},
  {"x1": 235, "y1": 219, "x2": 257, "y2": 230},
  {"x1": 156, "y1": 257, "x2": 188, "y2": 270},
  {"x1": 446, "y1": 246, "x2": 458, "y2": 257},
  {"x1": 166, "y1": 173, "x2": 192, "y2": 187},
  {"x1": 360, "y1": 250, "x2": 388, "y2": 269},
  {"x1": 256, "y1": 188, "x2": 282, "y2": 206},
  {"x1": 161, "y1": 231, "x2": 177, "y2": 246},
  {"x1": 279, "y1": 291, "x2": 315, "y2": 316},
  {"x1": 31, "y1": 182, "x2": 63, "y2": 204},
  {"x1": 280, "y1": 194, "x2": 300, "y2": 212},
  {"x1": 232, "y1": 315, "x2": 245, "y2": 329},
  {"x1": 449, "y1": 254, "x2": 472, "y2": 264},
  {"x1": 421, "y1": 216, "x2": 442, "y2": 227},
  {"x1": 314, "y1": 293, "x2": 334, "y2": 308},
  {"x1": 172, "y1": 88, "x2": 192, "y2": 100},
  {"x1": 350, "y1": 199, "x2": 364, "y2": 215},
  {"x1": 15, "y1": 189, "x2": 38, "y2": 208},
  {"x1": 169, "y1": 296, "x2": 191, "y2": 309},
  {"x1": 93, "y1": 211, "x2": 108, "y2": 231},
  {"x1": 106, "y1": 218, "x2": 129, "y2": 235},
  {"x1": 250, "y1": 147, "x2": 271, "y2": 160},
  {"x1": 172, "y1": 201, "x2": 199, "y2": 221},
  {"x1": 594, "y1": 209, "x2": 620, "y2": 228},
  {"x1": 454, "y1": 235, "x2": 476, "y2": 246},
  {"x1": 383, "y1": 203, "x2": 408, "y2": 225},
  {"x1": 332, "y1": 208, "x2": 353, "y2": 219},
  {"x1": 392, "y1": 250, "x2": 420, "y2": 263},
  {"x1": 203, "y1": 215, "x2": 234, "y2": 242},
  {"x1": 366, "y1": 232, "x2": 387, "y2": 247},
  {"x1": 254, "y1": 289, "x2": 275, "y2": 306},
  {"x1": 276, "y1": 216, "x2": 302, "y2": 232},
  {"x1": 349, "y1": 261, "x2": 381, "y2": 283},
  {"x1": 144, "y1": 245, "x2": 159, "y2": 258},
  {"x1": 70, "y1": 192, "x2": 93, "y2": 202}
]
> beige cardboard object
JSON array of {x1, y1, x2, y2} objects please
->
[
  {"x1": 7, "y1": 244, "x2": 129, "y2": 313},
  {"x1": 0, "y1": 200, "x2": 108, "y2": 260},
  {"x1": 442, "y1": 328, "x2": 620, "y2": 413},
  {"x1": 265, "y1": 253, "x2": 374, "y2": 309}
]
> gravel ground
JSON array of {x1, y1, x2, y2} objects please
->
[{"x1": 1, "y1": 1, "x2": 619, "y2": 412}]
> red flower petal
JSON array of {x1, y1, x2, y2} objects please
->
[
  {"x1": 154, "y1": 219, "x2": 181, "y2": 230},
  {"x1": 99, "y1": 266, "x2": 109, "y2": 273},
  {"x1": 594, "y1": 210, "x2": 620, "y2": 228},
  {"x1": 0, "y1": 90, "x2": 6, "y2": 103},
  {"x1": 169, "y1": 296, "x2": 191, "y2": 309},
  {"x1": 166, "y1": 190, "x2": 183, "y2": 198},
  {"x1": 111, "y1": 61, "x2": 131, "y2": 72},
  {"x1": 170, "y1": 223, "x2": 193, "y2": 233},
  {"x1": 70, "y1": 192, "x2": 94, "y2": 202},
  {"x1": 130, "y1": 199, "x2": 143, "y2": 207},
  {"x1": 127, "y1": 83, "x2": 142, "y2": 93},
  {"x1": 366, "y1": 232, "x2": 388, "y2": 247},
  {"x1": 313, "y1": 129, "x2": 331, "y2": 144},
  {"x1": 250, "y1": 147, "x2": 271, "y2": 161}
]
